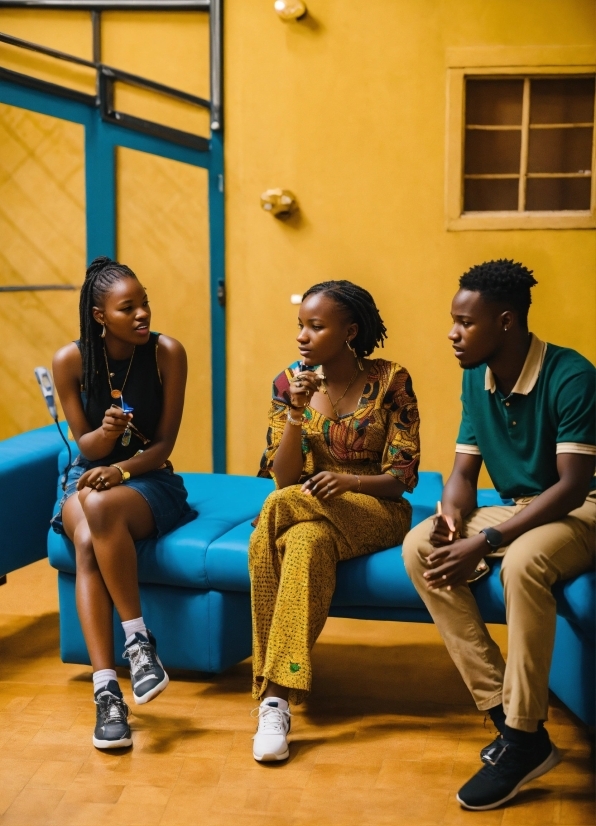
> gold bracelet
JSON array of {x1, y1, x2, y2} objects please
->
[
  {"x1": 110, "y1": 463, "x2": 130, "y2": 483},
  {"x1": 287, "y1": 411, "x2": 303, "y2": 427},
  {"x1": 355, "y1": 475, "x2": 361, "y2": 493}
]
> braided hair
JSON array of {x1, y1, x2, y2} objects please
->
[
  {"x1": 302, "y1": 280, "x2": 388, "y2": 357},
  {"x1": 79, "y1": 256, "x2": 138, "y2": 397},
  {"x1": 459, "y1": 259, "x2": 538, "y2": 329}
]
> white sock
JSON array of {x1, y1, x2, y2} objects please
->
[
  {"x1": 93, "y1": 669, "x2": 118, "y2": 694},
  {"x1": 262, "y1": 697, "x2": 289, "y2": 711},
  {"x1": 122, "y1": 617, "x2": 147, "y2": 645}
]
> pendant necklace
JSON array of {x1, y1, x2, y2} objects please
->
[
  {"x1": 103, "y1": 343, "x2": 136, "y2": 400},
  {"x1": 103, "y1": 344, "x2": 136, "y2": 446},
  {"x1": 321, "y1": 365, "x2": 360, "y2": 420}
]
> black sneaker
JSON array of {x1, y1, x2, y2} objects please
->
[
  {"x1": 123, "y1": 630, "x2": 169, "y2": 705},
  {"x1": 480, "y1": 720, "x2": 548, "y2": 764},
  {"x1": 458, "y1": 733, "x2": 561, "y2": 810},
  {"x1": 93, "y1": 680, "x2": 132, "y2": 749}
]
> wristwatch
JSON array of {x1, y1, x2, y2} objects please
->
[{"x1": 480, "y1": 527, "x2": 503, "y2": 551}]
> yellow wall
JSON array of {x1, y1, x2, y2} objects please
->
[
  {"x1": 1, "y1": 3, "x2": 595, "y2": 485},
  {"x1": 0, "y1": 104, "x2": 84, "y2": 439},
  {"x1": 224, "y1": 0, "x2": 596, "y2": 484}
]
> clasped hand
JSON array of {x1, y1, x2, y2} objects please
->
[
  {"x1": 77, "y1": 465, "x2": 122, "y2": 492},
  {"x1": 301, "y1": 471, "x2": 356, "y2": 500},
  {"x1": 423, "y1": 513, "x2": 485, "y2": 590},
  {"x1": 289, "y1": 370, "x2": 321, "y2": 410}
]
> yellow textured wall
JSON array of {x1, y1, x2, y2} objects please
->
[
  {"x1": 0, "y1": 104, "x2": 84, "y2": 438},
  {"x1": 224, "y1": 0, "x2": 596, "y2": 483},
  {"x1": 117, "y1": 147, "x2": 212, "y2": 473},
  {"x1": 1, "y1": 4, "x2": 595, "y2": 485}
]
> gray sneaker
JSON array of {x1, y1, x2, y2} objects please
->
[
  {"x1": 93, "y1": 680, "x2": 132, "y2": 749},
  {"x1": 123, "y1": 631, "x2": 169, "y2": 705}
]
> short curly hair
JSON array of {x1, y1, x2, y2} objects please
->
[{"x1": 459, "y1": 259, "x2": 538, "y2": 329}]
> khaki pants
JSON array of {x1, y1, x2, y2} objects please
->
[{"x1": 402, "y1": 495, "x2": 596, "y2": 732}]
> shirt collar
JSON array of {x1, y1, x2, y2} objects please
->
[{"x1": 484, "y1": 334, "x2": 547, "y2": 395}]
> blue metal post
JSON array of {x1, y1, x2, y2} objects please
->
[{"x1": 208, "y1": 129, "x2": 226, "y2": 473}]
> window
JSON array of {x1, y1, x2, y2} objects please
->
[{"x1": 464, "y1": 76, "x2": 595, "y2": 213}]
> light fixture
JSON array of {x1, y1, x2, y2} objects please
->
[
  {"x1": 274, "y1": 0, "x2": 307, "y2": 21},
  {"x1": 261, "y1": 189, "x2": 299, "y2": 219}
]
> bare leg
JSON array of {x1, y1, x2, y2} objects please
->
[
  {"x1": 63, "y1": 494, "x2": 116, "y2": 671},
  {"x1": 263, "y1": 681, "x2": 290, "y2": 702},
  {"x1": 81, "y1": 486, "x2": 156, "y2": 622}
]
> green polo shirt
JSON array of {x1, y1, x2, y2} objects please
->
[{"x1": 456, "y1": 334, "x2": 596, "y2": 500}]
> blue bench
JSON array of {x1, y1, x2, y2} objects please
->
[{"x1": 1, "y1": 427, "x2": 593, "y2": 726}]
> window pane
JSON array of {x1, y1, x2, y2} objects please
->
[
  {"x1": 466, "y1": 79, "x2": 524, "y2": 125},
  {"x1": 530, "y1": 77, "x2": 595, "y2": 124},
  {"x1": 465, "y1": 129, "x2": 521, "y2": 174},
  {"x1": 526, "y1": 177, "x2": 591, "y2": 211},
  {"x1": 528, "y1": 127, "x2": 593, "y2": 173},
  {"x1": 464, "y1": 178, "x2": 519, "y2": 211}
]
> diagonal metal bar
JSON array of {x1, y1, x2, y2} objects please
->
[
  {"x1": 0, "y1": 285, "x2": 77, "y2": 292},
  {"x1": 0, "y1": 31, "x2": 96, "y2": 69},
  {"x1": 0, "y1": 1, "x2": 209, "y2": 8},
  {"x1": 102, "y1": 66, "x2": 210, "y2": 109}
]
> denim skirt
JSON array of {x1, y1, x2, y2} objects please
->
[{"x1": 51, "y1": 455, "x2": 198, "y2": 538}]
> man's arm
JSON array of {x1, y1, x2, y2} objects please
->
[
  {"x1": 430, "y1": 453, "x2": 483, "y2": 546},
  {"x1": 425, "y1": 452, "x2": 595, "y2": 589}
]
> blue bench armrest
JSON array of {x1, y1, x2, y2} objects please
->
[{"x1": 0, "y1": 424, "x2": 66, "y2": 575}]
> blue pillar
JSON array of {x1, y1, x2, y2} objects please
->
[
  {"x1": 208, "y1": 130, "x2": 226, "y2": 473},
  {"x1": 84, "y1": 117, "x2": 116, "y2": 263}
]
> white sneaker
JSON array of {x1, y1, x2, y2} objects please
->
[{"x1": 252, "y1": 698, "x2": 291, "y2": 762}]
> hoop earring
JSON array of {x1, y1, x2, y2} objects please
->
[
  {"x1": 100, "y1": 323, "x2": 106, "y2": 339},
  {"x1": 346, "y1": 340, "x2": 364, "y2": 371}
]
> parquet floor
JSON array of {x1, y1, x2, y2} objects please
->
[{"x1": 0, "y1": 560, "x2": 593, "y2": 826}]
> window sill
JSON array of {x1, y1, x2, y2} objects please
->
[{"x1": 447, "y1": 211, "x2": 596, "y2": 231}]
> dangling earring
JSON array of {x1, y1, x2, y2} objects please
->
[
  {"x1": 100, "y1": 323, "x2": 106, "y2": 338},
  {"x1": 346, "y1": 340, "x2": 364, "y2": 371}
]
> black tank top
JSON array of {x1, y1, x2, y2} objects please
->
[{"x1": 77, "y1": 332, "x2": 163, "y2": 466}]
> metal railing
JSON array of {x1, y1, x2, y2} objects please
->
[{"x1": 0, "y1": 0, "x2": 223, "y2": 137}]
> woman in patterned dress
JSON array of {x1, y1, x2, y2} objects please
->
[{"x1": 249, "y1": 280, "x2": 420, "y2": 762}]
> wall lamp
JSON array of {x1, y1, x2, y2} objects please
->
[
  {"x1": 261, "y1": 189, "x2": 299, "y2": 218},
  {"x1": 274, "y1": 0, "x2": 307, "y2": 21}
]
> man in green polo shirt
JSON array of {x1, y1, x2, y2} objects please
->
[{"x1": 403, "y1": 259, "x2": 596, "y2": 811}]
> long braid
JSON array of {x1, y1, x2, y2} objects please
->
[
  {"x1": 302, "y1": 280, "x2": 388, "y2": 357},
  {"x1": 79, "y1": 257, "x2": 138, "y2": 402}
]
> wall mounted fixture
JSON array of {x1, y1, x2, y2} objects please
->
[
  {"x1": 261, "y1": 189, "x2": 298, "y2": 218},
  {"x1": 274, "y1": 0, "x2": 307, "y2": 21}
]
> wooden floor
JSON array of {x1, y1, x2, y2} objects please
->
[{"x1": 0, "y1": 560, "x2": 593, "y2": 826}]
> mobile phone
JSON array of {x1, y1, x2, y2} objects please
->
[{"x1": 299, "y1": 362, "x2": 315, "y2": 372}]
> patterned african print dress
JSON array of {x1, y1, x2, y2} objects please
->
[{"x1": 249, "y1": 358, "x2": 420, "y2": 704}]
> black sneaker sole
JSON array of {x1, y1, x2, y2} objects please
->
[
  {"x1": 133, "y1": 671, "x2": 169, "y2": 705},
  {"x1": 457, "y1": 744, "x2": 561, "y2": 811},
  {"x1": 93, "y1": 734, "x2": 133, "y2": 749}
]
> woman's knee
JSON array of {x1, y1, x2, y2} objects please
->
[{"x1": 81, "y1": 490, "x2": 121, "y2": 533}]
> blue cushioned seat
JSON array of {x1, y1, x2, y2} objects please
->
[{"x1": 41, "y1": 442, "x2": 594, "y2": 725}]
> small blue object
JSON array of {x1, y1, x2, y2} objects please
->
[{"x1": 121, "y1": 401, "x2": 134, "y2": 414}]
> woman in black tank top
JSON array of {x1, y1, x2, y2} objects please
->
[{"x1": 52, "y1": 256, "x2": 196, "y2": 750}]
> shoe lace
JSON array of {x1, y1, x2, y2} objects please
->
[
  {"x1": 123, "y1": 639, "x2": 154, "y2": 674},
  {"x1": 250, "y1": 704, "x2": 291, "y2": 734},
  {"x1": 96, "y1": 692, "x2": 129, "y2": 724}
]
